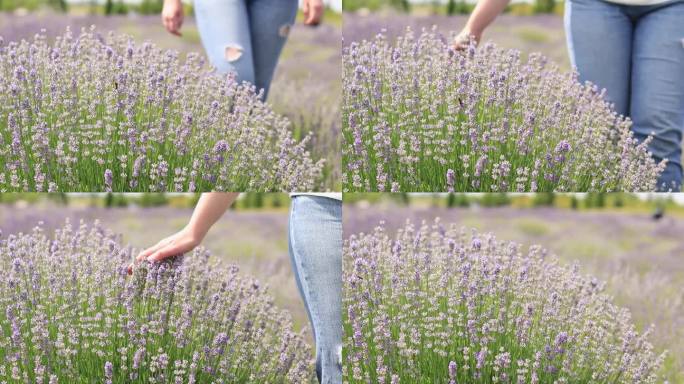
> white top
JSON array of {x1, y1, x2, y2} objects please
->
[
  {"x1": 602, "y1": 0, "x2": 673, "y2": 5},
  {"x1": 290, "y1": 193, "x2": 342, "y2": 201}
]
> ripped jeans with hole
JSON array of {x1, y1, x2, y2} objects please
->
[
  {"x1": 288, "y1": 196, "x2": 342, "y2": 384},
  {"x1": 194, "y1": 0, "x2": 298, "y2": 99},
  {"x1": 565, "y1": 0, "x2": 684, "y2": 191}
]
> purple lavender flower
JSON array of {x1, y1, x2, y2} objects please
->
[
  {"x1": 448, "y1": 361, "x2": 457, "y2": 384},
  {"x1": 0, "y1": 220, "x2": 313, "y2": 382},
  {"x1": 446, "y1": 169, "x2": 455, "y2": 192},
  {"x1": 104, "y1": 361, "x2": 113, "y2": 384},
  {"x1": 104, "y1": 169, "x2": 113, "y2": 192},
  {"x1": 0, "y1": 28, "x2": 325, "y2": 192},
  {"x1": 343, "y1": 28, "x2": 665, "y2": 192},
  {"x1": 343, "y1": 219, "x2": 665, "y2": 382}
]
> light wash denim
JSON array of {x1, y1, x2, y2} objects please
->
[
  {"x1": 193, "y1": 0, "x2": 298, "y2": 99},
  {"x1": 565, "y1": 0, "x2": 684, "y2": 191},
  {"x1": 288, "y1": 196, "x2": 342, "y2": 384}
]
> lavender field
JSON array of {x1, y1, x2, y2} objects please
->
[
  {"x1": 343, "y1": 13, "x2": 569, "y2": 69},
  {"x1": 0, "y1": 201, "x2": 320, "y2": 382},
  {"x1": 0, "y1": 202, "x2": 309, "y2": 330},
  {"x1": 344, "y1": 203, "x2": 684, "y2": 383},
  {"x1": 0, "y1": 12, "x2": 341, "y2": 190},
  {"x1": 2, "y1": 223, "x2": 312, "y2": 382},
  {"x1": 343, "y1": 26, "x2": 663, "y2": 192}
]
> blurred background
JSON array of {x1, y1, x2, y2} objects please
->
[
  {"x1": 344, "y1": 0, "x2": 569, "y2": 69},
  {"x1": 344, "y1": 193, "x2": 684, "y2": 383},
  {"x1": 0, "y1": 193, "x2": 314, "y2": 345},
  {"x1": 0, "y1": 0, "x2": 342, "y2": 190}
]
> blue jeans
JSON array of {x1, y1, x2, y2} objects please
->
[
  {"x1": 194, "y1": 0, "x2": 297, "y2": 98},
  {"x1": 288, "y1": 196, "x2": 343, "y2": 384},
  {"x1": 565, "y1": 0, "x2": 684, "y2": 191}
]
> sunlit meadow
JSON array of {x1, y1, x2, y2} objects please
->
[
  {"x1": 0, "y1": 220, "x2": 313, "y2": 383},
  {"x1": 343, "y1": 219, "x2": 666, "y2": 383},
  {"x1": 343, "y1": 28, "x2": 665, "y2": 192}
]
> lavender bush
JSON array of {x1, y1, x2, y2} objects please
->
[
  {"x1": 343, "y1": 28, "x2": 665, "y2": 192},
  {"x1": 0, "y1": 221, "x2": 312, "y2": 383},
  {"x1": 344, "y1": 219, "x2": 666, "y2": 383},
  {"x1": 0, "y1": 27, "x2": 324, "y2": 192}
]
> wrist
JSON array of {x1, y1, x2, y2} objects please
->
[
  {"x1": 183, "y1": 225, "x2": 203, "y2": 245},
  {"x1": 463, "y1": 23, "x2": 483, "y2": 38}
]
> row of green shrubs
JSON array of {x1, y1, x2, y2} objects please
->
[
  {"x1": 100, "y1": 193, "x2": 288, "y2": 209},
  {"x1": 0, "y1": 193, "x2": 291, "y2": 209},
  {"x1": 343, "y1": 0, "x2": 564, "y2": 15},
  {"x1": 344, "y1": 193, "x2": 679, "y2": 211},
  {"x1": 0, "y1": 0, "x2": 186, "y2": 15}
]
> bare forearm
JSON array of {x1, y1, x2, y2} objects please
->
[
  {"x1": 465, "y1": 0, "x2": 510, "y2": 35},
  {"x1": 186, "y1": 193, "x2": 239, "y2": 241}
]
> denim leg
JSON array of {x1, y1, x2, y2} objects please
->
[
  {"x1": 247, "y1": 0, "x2": 298, "y2": 99},
  {"x1": 564, "y1": 0, "x2": 633, "y2": 116},
  {"x1": 630, "y1": 1, "x2": 684, "y2": 191},
  {"x1": 288, "y1": 196, "x2": 343, "y2": 384},
  {"x1": 194, "y1": 0, "x2": 256, "y2": 85}
]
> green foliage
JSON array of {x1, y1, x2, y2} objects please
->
[
  {"x1": 507, "y1": 3, "x2": 536, "y2": 16},
  {"x1": 0, "y1": 193, "x2": 36, "y2": 204},
  {"x1": 387, "y1": 193, "x2": 410, "y2": 206},
  {"x1": 446, "y1": 0, "x2": 470, "y2": 15},
  {"x1": 447, "y1": 193, "x2": 456, "y2": 207},
  {"x1": 479, "y1": 193, "x2": 511, "y2": 207},
  {"x1": 105, "y1": 192, "x2": 114, "y2": 208},
  {"x1": 343, "y1": 0, "x2": 409, "y2": 12},
  {"x1": 585, "y1": 193, "x2": 605, "y2": 209},
  {"x1": 139, "y1": 193, "x2": 168, "y2": 207},
  {"x1": 237, "y1": 193, "x2": 290, "y2": 210},
  {"x1": 44, "y1": 193, "x2": 68, "y2": 205},
  {"x1": 533, "y1": 0, "x2": 556, "y2": 13},
  {"x1": 271, "y1": 193, "x2": 285, "y2": 208},
  {"x1": 136, "y1": 0, "x2": 163, "y2": 15},
  {"x1": 570, "y1": 195, "x2": 579, "y2": 210},
  {"x1": 104, "y1": 193, "x2": 129, "y2": 208},
  {"x1": 447, "y1": 193, "x2": 470, "y2": 208},
  {"x1": 190, "y1": 193, "x2": 201, "y2": 208},
  {"x1": 254, "y1": 193, "x2": 264, "y2": 208},
  {"x1": 532, "y1": 192, "x2": 555, "y2": 207},
  {"x1": 105, "y1": 0, "x2": 128, "y2": 15},
  {"x1": 395, "y1": 0, "x2": 410, "y2": 11},
  {"x1": 343, "y1": 193, "x2": 384, "y2": 205},
  {"x1": 47, "y1": 0, "x2": 67, "y2": 12},
  {"x1": 240, "y1": 193, "x2": 261, "y2": 209},
  {"x1": 0, "y1": 0, "x2": 42, "y2": 11}
]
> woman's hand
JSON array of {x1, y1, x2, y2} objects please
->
[
  {"x1": 127, "y1": 193, "x2": 238, "y2": 275},
  {"x1": 302, "y1": 0, "x2": 324, "y2": 26},
  {"x1": 127, "y1": 227, "x2": 199, "y2": 274},
  {"x1": 451, "y1": 0, "x2": 510, "y2": 50},
  {"x1": 162, "y1": 0, "x2": 184, "y2": 37},
  {"x1": 452, "y1": 27, "x2": 481, "y2": 51}
]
